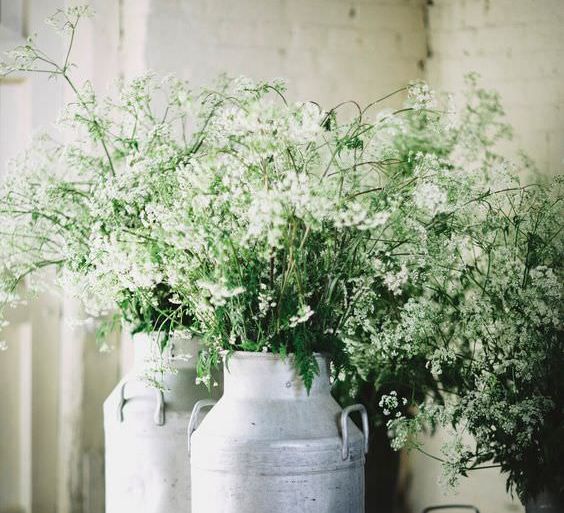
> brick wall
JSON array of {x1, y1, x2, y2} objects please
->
[
  {"x1": 426, "y1": 0, "x2": 564, "y2": 173},
  {"x1": 124, "y1": 0, "x2": 427, "y2": 107},
  {"x1": 125, "y1": 0, "x2": 563, "y2": 173}
]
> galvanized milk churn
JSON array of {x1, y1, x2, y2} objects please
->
[
  {"x1": 104, "y1": 332, "x2": 218, "y2": 513},
  {"x1": 189, "y1": 352, "x2": 369, "y2": 513}
]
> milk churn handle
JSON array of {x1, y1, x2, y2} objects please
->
[
  {"x1": 117, "y1": 378, "x2": 165, "y2": 426},
  {"x1": 422, "y1": 507, "x2": 480, "y2": 513},
  {"x1": 340, "y1": 403, "x2": 369, "y2": 460},
  {"x1": 187, "y1": 399, "x2": 217, "y2": 454}
]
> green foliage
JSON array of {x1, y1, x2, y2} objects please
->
[{"x1": 360, "y1": 182, "x2": 563, "y2": 501}]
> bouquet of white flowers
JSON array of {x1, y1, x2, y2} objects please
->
[{"x1": 366, "y1": 179, "x2": 563, "y2": 502}]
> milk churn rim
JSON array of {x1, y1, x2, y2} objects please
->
[
  {"x1": 132, "y1": 330, "x2": 201, "y2": 350},
  {"x1": 129, "y1": 328, "x2": 201, "y2": 340},
  {"x1": 221, "y1": 350, "x2": 329, "y2": 361}
]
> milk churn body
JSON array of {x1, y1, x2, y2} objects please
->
[
  {"x1": 190, "y1": 352, "x2": 368, "y2": 513},
  {"x1": 104, "y1": 333, "x2": 216, "y2": 513}
]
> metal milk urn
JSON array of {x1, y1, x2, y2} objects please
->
[
  {"x1": 104, "y1": 332, "x2": 219, "y2": 513},
  {"x1": 189, "y1": 352, "x2": 369, "y2": 513}
]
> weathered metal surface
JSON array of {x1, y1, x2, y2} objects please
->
[
  {"x1": 103, "y1": 333, "x2": 216, "y2": 513},
  {"x1": 190, "y1": 352, "x2": 368, "y2": 513}
]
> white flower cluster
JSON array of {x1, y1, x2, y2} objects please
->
[
  {"x1": 198, "y1": 281, "x2": 245, "y2": 307},
  {"x1": 288, "y1": 305, "x2": 315, "y2": 328},
  {"x1": 383, "y1": 265, "x2": 409, "y2": 296},
  {"x1": 334, "y1": 203, "x2": 390, "y2": 231},
  {"x1": 378, "y1": 391, "x2": 407, "y2": 417},
  {"x1": 413, "y1": 182, "x2": 448, "y2": 216},
  {"x1": 407, "y1": 80, "x2": 436, "y2": 111}
]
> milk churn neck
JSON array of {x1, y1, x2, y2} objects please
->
[
  {"x1": 132, "y1": 332, "x2": 200, "y2": 371},
  {"x1": 222, "y1": 352, "x2": 331, "y2": 400}
]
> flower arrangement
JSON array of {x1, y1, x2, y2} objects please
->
[
  {"x1": 1, "y1": 7, "x2": 562, "y2": 502},
  {"x1": 362, "y1": 179, "x2": 563, "y2": 502},
  {"x1": 0, "y1": 7, "x2": 484, "y2": 364},
  {"x1": 139, "y1": 74, "x2": 518, "y2": 388}
]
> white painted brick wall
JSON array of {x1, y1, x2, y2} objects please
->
[
  {"x1": 426, "y1": 0, "x2": 564, "y2": 174},
  {"x1": 124, "y1": 0, "x2": 427, "y2": 108},
  {"x1": 125, "y1": 0, "x2": 563, "y2": 173}
]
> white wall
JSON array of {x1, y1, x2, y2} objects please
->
[
  {"x1": 426, "y1": 0, "x2": 564, "y2": 174},
  {"x1": 123, "y1": 0, "x2": 427, "y2": 106},
  {"x1": 405, "y1": 432, "x2": 525, "y2": 513}
]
